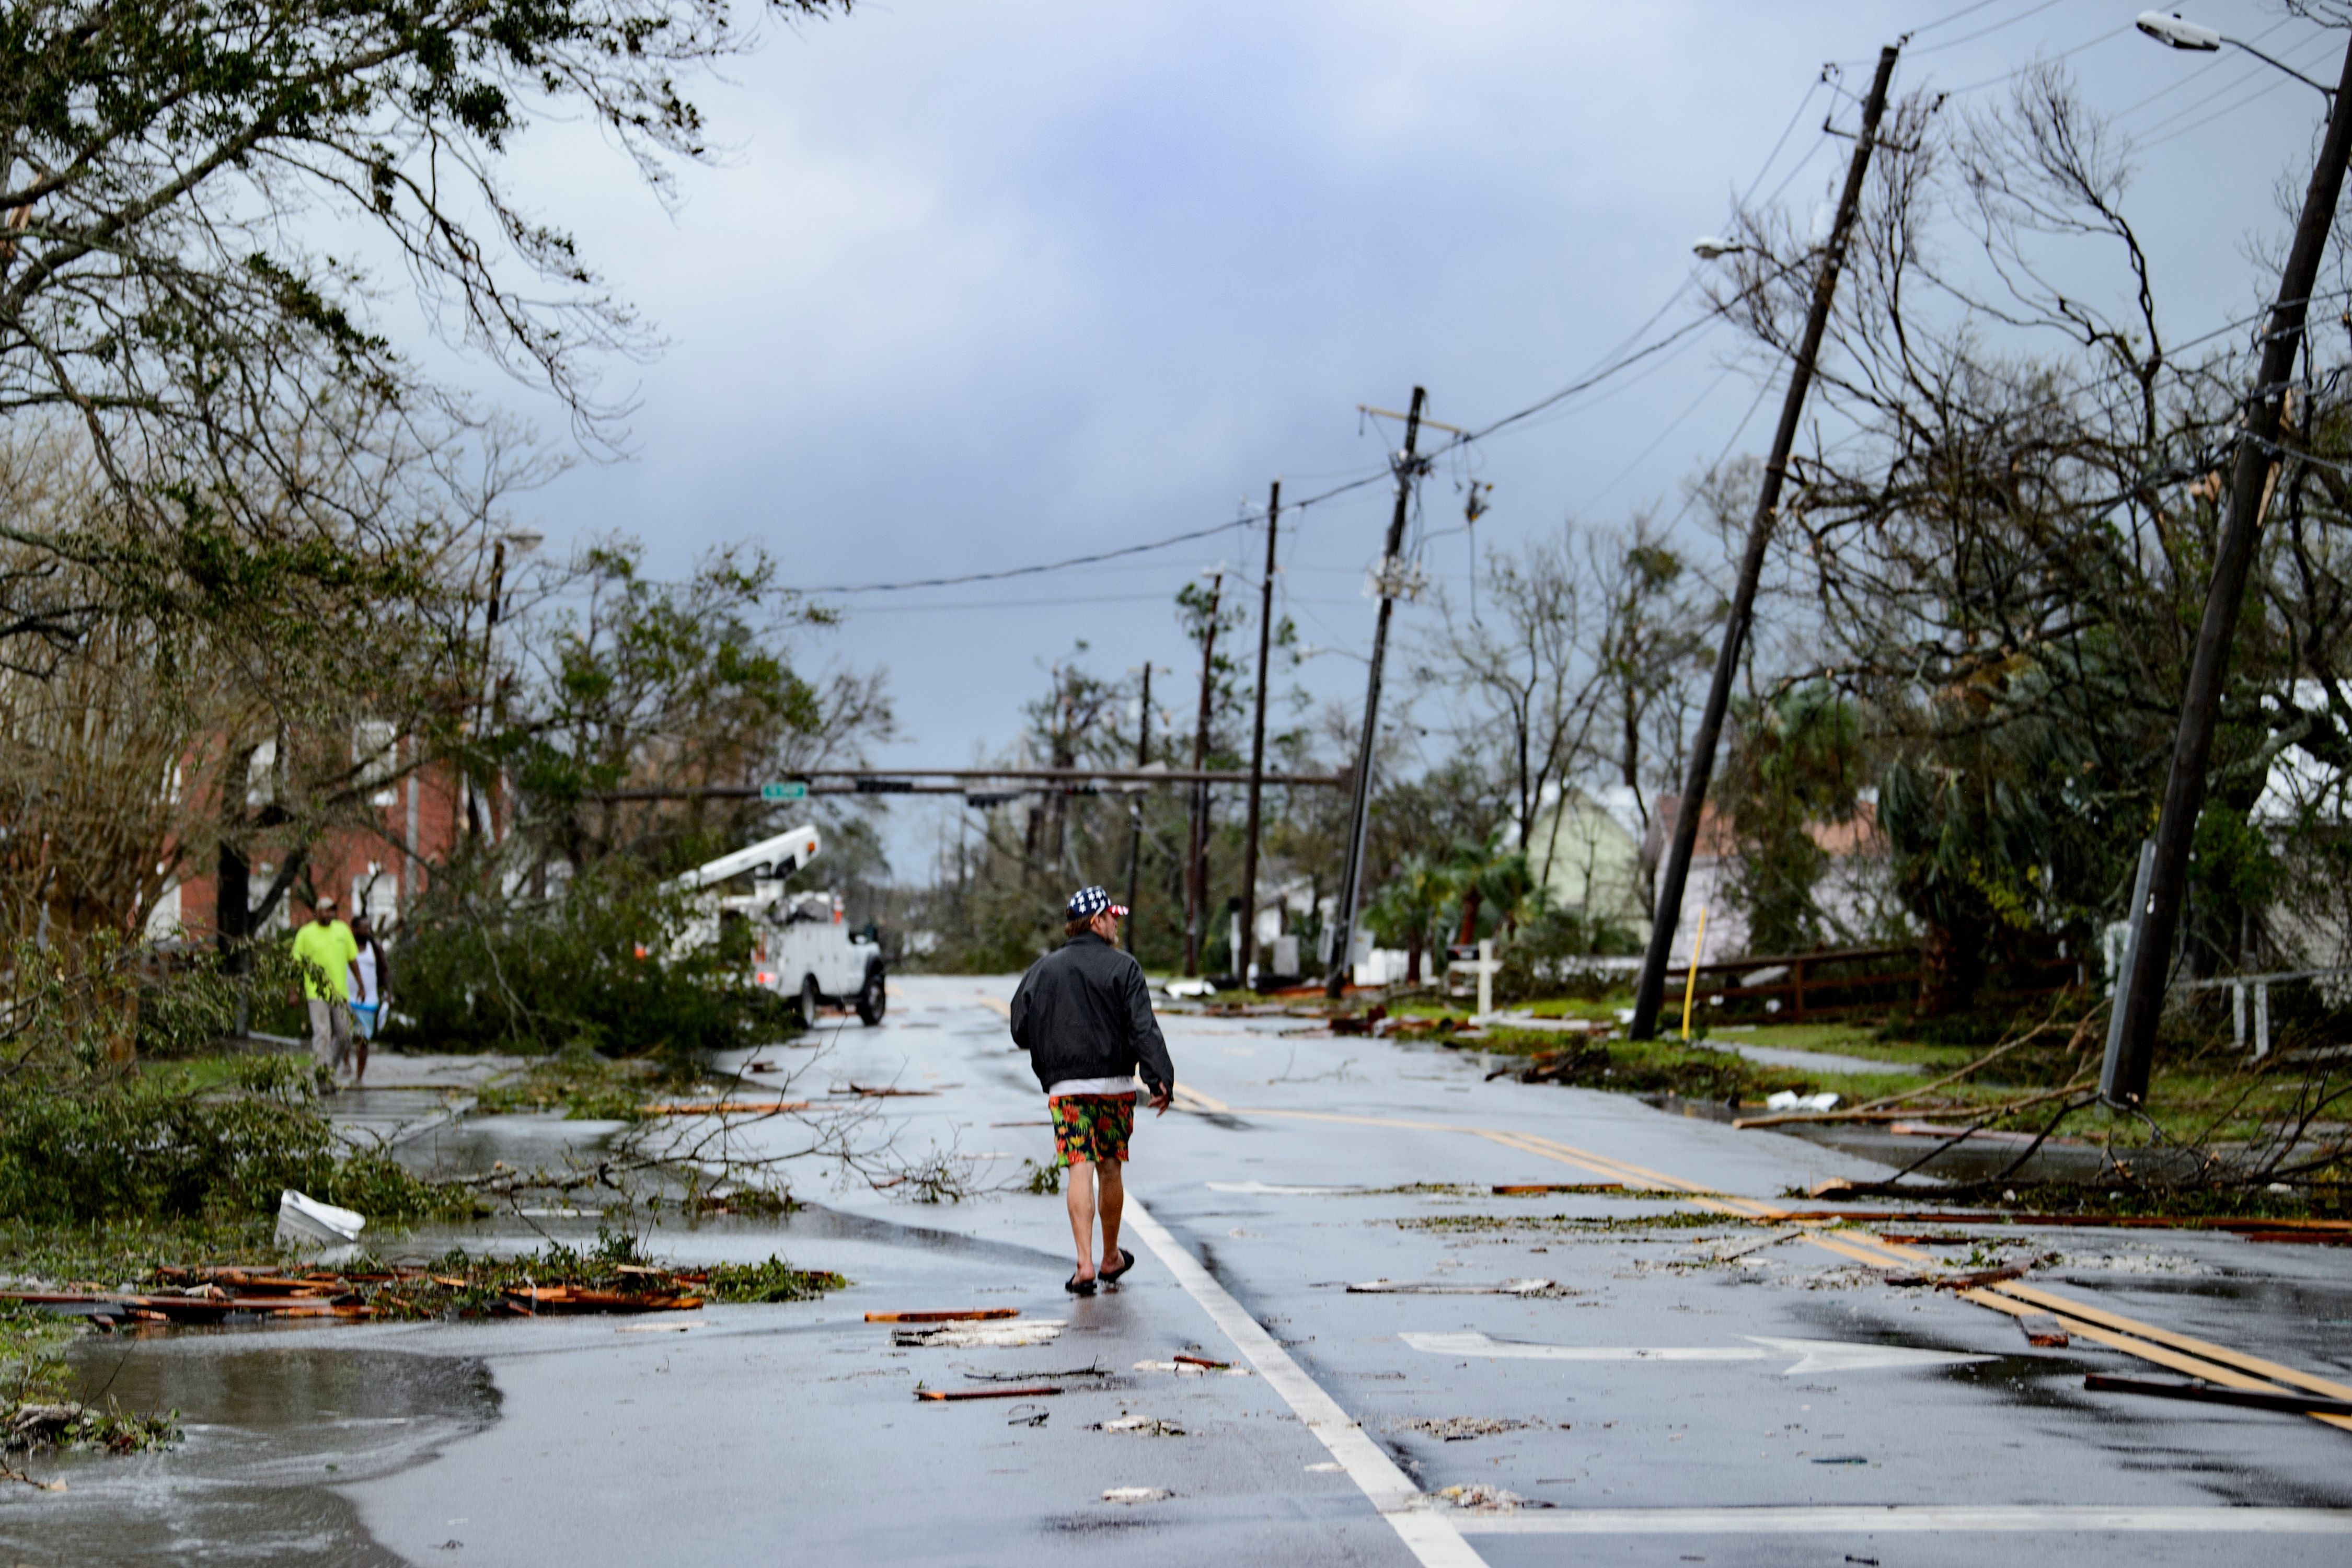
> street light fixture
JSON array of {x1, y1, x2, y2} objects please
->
[
  {"x1": 2135, "y1": 10, "x2": 2335, "y2": 99},
  {"x1": 1692, "y1": 236, "x2": 1745, "y2": 260}
]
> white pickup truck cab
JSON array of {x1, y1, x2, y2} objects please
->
[{"x1": 673, "y1": 823, "x2": 886, "y2": 1026}]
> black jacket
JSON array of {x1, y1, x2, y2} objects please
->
[{"x1": 1009, "y1": 933, "x2": 1175, "y2": 1098}]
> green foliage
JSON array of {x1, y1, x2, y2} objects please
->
[
  {"x1": 0, "y1": 1056, "x2": 453, "y2": 1226},
  {"x1": 701, "y1": 1256, "x2": 848, "y2": 1304},
  {"x1": 385, "y1": 854, "x2": 795, "y2": 1060},
  {"x1": 4, "y1": 1397, "x2": 180, "y2": 1456},
  {"x1": 1720, "y1": 681, "x2": 1867, "y2": 955},
  {"x1": 1491, "y1": 904, "x2": 1641, "y2": 1002},
  {"x1": 472, "y1": 1048, "x2": 679, "y2": 1119}
]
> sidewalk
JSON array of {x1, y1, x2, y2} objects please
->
[{"x1": 324, "y1": 1050, "x2": 514, "y2": 1150}]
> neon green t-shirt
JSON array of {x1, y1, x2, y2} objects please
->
[{"x1": 291, "y1": 919, "x2": 359, "y2": 1000}]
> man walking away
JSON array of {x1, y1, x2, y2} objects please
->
[
  {"x1": 1010, "y1": 885, "x2": 1175, "y2": 1296},
  {"x1": 348, "y1": 912, "x2": 391, "y2": 1086},
  {"x1": 291, "y1": 896, "x2": 361, "y2": 1087}
]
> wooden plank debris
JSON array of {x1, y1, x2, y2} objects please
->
[
  {"x1": 1882, "y1": 1263, "x2": 2030, "y2": 1290},
  {"x1": 2083, "y1": 1373, "x2": 2352, "y2": 1419},
  {"x1": 1492, "y1": 1182, "x2": 1622, "y2": 1194},
  {"x1": 643, "y1": 1099, "x2": 810, "y2": 1115},
  {"x1": 864, "y1": 1309, "x2": 1020, "y2": 1323},
  {"x1": 2016, "y1": 1312, "x2": 2070, "y2": 1347},
  {"x1": 915, "y1": 1385, "x2": 1063, "y2": 1401}
]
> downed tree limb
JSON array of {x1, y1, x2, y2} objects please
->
[
  {"x1": 1733, "y1": 1008, "x2": 2093, "y2": 1128},
  {"x1": 1735, "y1": 1071, "x2": 2093, "y2": 1131}
]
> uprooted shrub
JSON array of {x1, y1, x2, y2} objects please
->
[
  {"x1": 385, "y1": 855, "x2": 797, "y2": 1060},
  {"x1": 0, "y1": 1056, "x2": 452, "y2": 1227}
]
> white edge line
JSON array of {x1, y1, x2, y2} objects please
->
[
  {"x1": 1450, "y1": 1506, "x2": 2352, "y2": 1536},
  {"x1": 1124, "y1": 1198, "x2": 1485, "y2": 1568}
]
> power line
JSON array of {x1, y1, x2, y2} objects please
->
[
  {"x1": 799, "y1": 68, "x2": 1854, "y2": 602},
  {"x1": 1941, "y1": 21, "x2": 2134, "y2": 96},
  {"x1": 2112, "y1": 13, "x2": 2298, "y2": 122},
  {"x1": 1907, "y1": 0, "x2": 2070, "y2": 57},
  {"x1": 1905, "y1": 0, "x2": 2010, "y2": 39},
  {"x1": 2138, "y1": 31, "x2": 2342, "y2": 152}
]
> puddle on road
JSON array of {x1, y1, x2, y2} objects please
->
[{"x1": 1, "y1": 1342, "x2": 498, "y2": 1566}]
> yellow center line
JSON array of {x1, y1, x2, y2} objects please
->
[{"x1": 1177, "y1": 1094, "x2": 2352, "y2": 1432}]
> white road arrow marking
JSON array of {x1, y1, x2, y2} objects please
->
[{"x1": 1401, "y1": 1330, "x2": 1993, "y2": 1375}]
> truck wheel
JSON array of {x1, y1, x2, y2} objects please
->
[
  {"x1": 798, "y1": 975, "x2": 824, "y2": 1029},
  {"x1": 856, "y1": 968, "x2": 887, "y2": 1027}
]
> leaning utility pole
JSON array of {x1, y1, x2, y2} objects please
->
[
  {"x1": 1183, "y1": 573, "x2": 1225, "y2": 977},
  {"x1": 2107, "y1": 31, "x2": 2352, "y2": 1105},
  {"x1": 1325, "y1": 387, "x2": 1429, "y2": 998},
  {"x1": 1239, "y1": 480, "x2": 1282, "y2": 988},
  {"x1": 1628, "y1": 43, "x2": 1900, "y2": 1039},
  {"x1": 1124, "y1": 662, "x2": 1158, "y2": 944},
  {"x1": 469, "y1": 537, "x2": 509, "y2": 844}
]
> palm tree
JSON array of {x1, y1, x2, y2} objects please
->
[{"x1": 1365, "y1": 856, "x2": 1450, "y2": 985}]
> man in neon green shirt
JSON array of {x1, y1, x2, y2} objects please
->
[{"x1": 291, "y1": 896, "x2": 361, "y2": 1082}]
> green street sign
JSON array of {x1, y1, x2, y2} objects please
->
[{"x1": 760, "y1": 780, "x2": 809, "y2": 802}]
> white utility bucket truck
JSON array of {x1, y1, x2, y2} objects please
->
[{"x1": 671, "y1": 823, "x2": 886, "y2": 1026}]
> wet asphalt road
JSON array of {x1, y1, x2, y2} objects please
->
[{"x1": 18, "y1": 974, "x2": 2352, "y2": 1565}]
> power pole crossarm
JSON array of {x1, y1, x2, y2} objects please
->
[
  {"x1": 1628, "y1": 42, "x2": 1902, "y2": 1040},
  {"x1": 2108, "y1": 31, "x2": 2352, "y2": 1105}
]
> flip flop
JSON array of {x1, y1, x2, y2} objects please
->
[
  {"x1": 1099, "y1": 1248, "x2": 1137, "y2": 1286},
  {"x1": 1065, "y1": 1272, "x2": 1097, "y2": 1296}
]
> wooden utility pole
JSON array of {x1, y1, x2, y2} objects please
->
[
  {"x1": 1628, "y1": 43, "x2": 1901, "y2": 1039},
  {"x1": 1124, "y1": 662, "x2": 1157, "y2": 945},
  {"x1": 1238, "y1": 480, "x2": 1282, "y2": 988},
  {"x1": 2108, "y1": 31, "x2": 2352, "y2": 1104},
  {"x1": 1325, "y1": 387, "x2": 1428, "y2": 998},
  {"x1": 1182, "y1": 573, "x2": 1225, "y2": 977},
  {"x1": 468, "y1": 538, "x2": 508, "y2": 843}
]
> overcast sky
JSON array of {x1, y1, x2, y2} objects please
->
[{"x1": 449, "y1": 0, "x2": 2344, "y2": 877}]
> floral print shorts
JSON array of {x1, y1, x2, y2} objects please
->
[{"x1": 1048, "y1": 1092, "x2": 1136, "y2": 1167}]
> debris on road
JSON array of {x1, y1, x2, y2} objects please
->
[
  {"x1": 1493, "y1": 1182, "x2": 1622, "y2": 1194},
  {"x1": 505, "y1": 1284, "x2": 700, "y2": 1313},
  {"x1": 1777, "y1": 1208, "x2": 2352, "y2": 1236},
  {"x1": 1171, "y1": 1353, "x2": 1229, "y2": 1369},
  {"x1": 1097, "y1": 1415, "x2": 1186, "y2": 1435},
  {"x1": 1329, "y1": 1005, "x2": 1387, "y2": 1036},
  {"x1": 1708, "y1": 1229, "x2": 1805, "y2": 1263},
  {"x1": 865, "y1": 1308, "x2": 1019, "y2": 1323},
  {"x1": 1346, "y1": 1278, "x2": 1559, "y2": 1296},
  {"x1": 1882, "y1": 1262, "x2": 2031, "y2": 1290},
  {"x1": 1887, "y1": 1121, "x2": 2054, "y2": 1145},
  {"x1": 4, "y1": 1246, "x2": 840, "y2": 1325},
  {"x1": 276, "y1": 1189, "x2": 365, "y2": 1249},
  {"x1": 915, "y1": 1385, "x2": 1064, "y2": 1402},
  {"x1": 2081, "y1": 1374, "x2": 2352, "y2": 1420},
  {"x1": 1102, "y1": 1486, "x2": 1175, "y2": 1504},
  {"x1": 831, "y1": 1083, "x2": 940, "y2": 1098},
  {"x1": 893, "y1": 1318, "x2": 1065, "y2": 1348},
  {"x1": 1765, "y1": 1090, "x2": 1841, "y2": 1113},
  {"x1": 2016, "y1": 1312, "x2": 2071, "y2": 1347},
  {"x1": 1134, "y1": 1358, "x2": 1250, "y2": 1377},
  {"x1": 1387, "y1": 1416, "x2": 1542, "y2": 1440},
  {"x1": 643, "y1": 1099, "x2": 811, "y2": 1115},
  {"x1": 1435, "y1": 1483, "x2": 1543, "y2": 1511},
  {"x1": 955, "y1": 1364, "x2": 1112, "y2": 1381}
]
